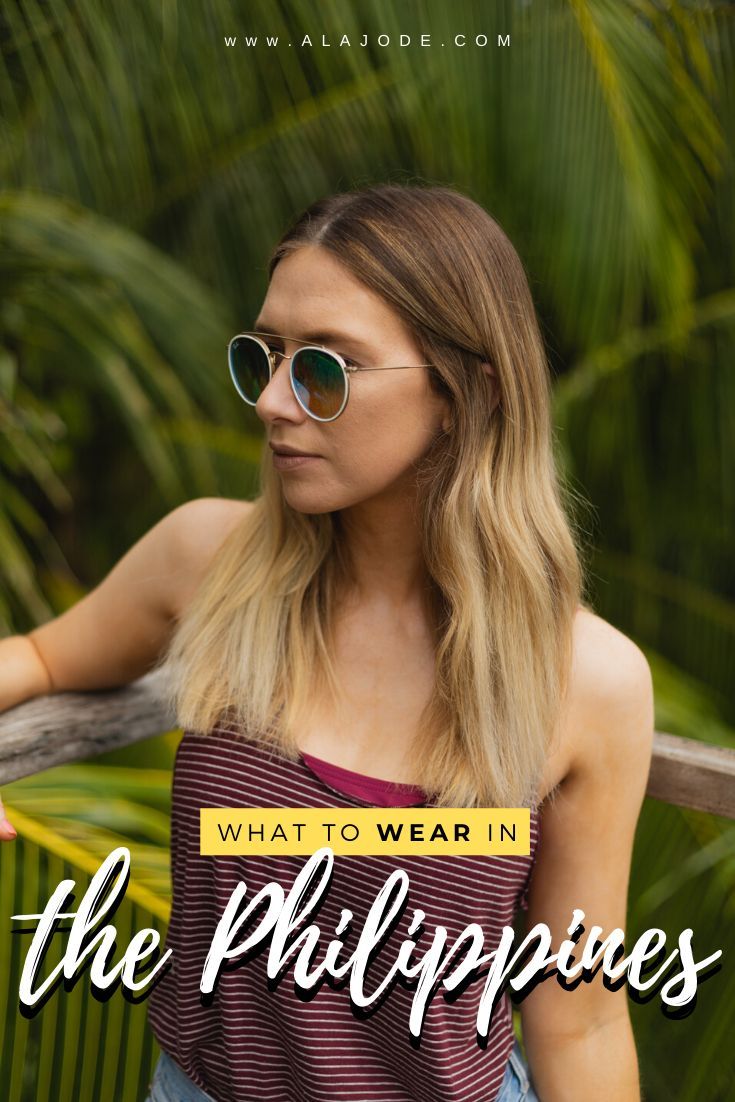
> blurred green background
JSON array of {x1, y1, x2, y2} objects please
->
[{"x1": 1, "y1": 1, "x2": 733, "y2": 1099}]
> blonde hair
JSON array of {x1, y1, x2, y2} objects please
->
[{"x1": 158, "y1": 182, "x2": 588, "y2": 810}]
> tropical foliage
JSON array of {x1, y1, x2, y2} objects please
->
[{"x1": 0, "y1": 1, "x2": 733, "y2": 1098}]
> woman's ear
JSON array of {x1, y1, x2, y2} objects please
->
[{"x1": 481, "y1": 361, "x2": 500, "y2": 411}]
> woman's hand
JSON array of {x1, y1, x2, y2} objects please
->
[{"x1": 0, "y1": 793, "x2": 17, "y2": 841}]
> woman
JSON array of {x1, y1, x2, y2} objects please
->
[{"x1": 0, "y1": 183, "x2": 654, "y2": 1101}]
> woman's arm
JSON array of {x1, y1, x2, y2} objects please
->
[
  {"x1": 0, "y1": 635, "x2": 54, "y2": 713},
  {"x1": 0, "y1": 497, "x2": 252, "y2": 709},
  {"x1": 0, "y1": 496, "x2": 253, "y2": 837},
  {"x1": 519, "y1": 610, "x2": 655, "y2": 1101}
]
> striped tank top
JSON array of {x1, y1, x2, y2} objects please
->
[{"x1": 147, "y1": 726, "x2": 541, "y2": 1102}]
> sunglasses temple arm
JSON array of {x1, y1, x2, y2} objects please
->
[{"x1": 350, "y1": 365, "x2": 434, "y2": 373}]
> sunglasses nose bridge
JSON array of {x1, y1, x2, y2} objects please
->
[
  {"x1": 269, "y1": 347, "x2": 292, "y2": 366},
  {"x1": 255, "y1": 346, "x2": 310, "y2": 421}
]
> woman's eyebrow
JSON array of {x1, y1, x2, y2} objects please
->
[{"x1": 251, "y1": 319, "x2": 373, "y2": 355}]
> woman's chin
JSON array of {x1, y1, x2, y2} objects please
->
[{"x1": 281, "y1": 487, "x2": 340, "y2": 515}]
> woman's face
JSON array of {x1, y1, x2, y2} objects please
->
[{"x1": 250, "y1": 245, "x2": 451, "y2": 515}]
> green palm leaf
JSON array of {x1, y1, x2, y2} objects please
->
[{"x1": 0, "y1": 756, "x2": 174, "y2": 1101}]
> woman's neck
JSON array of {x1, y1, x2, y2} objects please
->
[{"x1": 337, "y1": 492, "x2": 431, "y2": 608}]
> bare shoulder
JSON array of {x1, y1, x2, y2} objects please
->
[
  {"x1": 162, "y1": 496, "x2": 256, "y2": 618},
  {"x1": 164, "y1": 496, "x2": 255, "y2": 559},
  {"x1": 571, "y1": 605, "x2": 652, "y2": 695},
  {"x1": 562, "y1": 605, "x2": 655, "y2": 784}
]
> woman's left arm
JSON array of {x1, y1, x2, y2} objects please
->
[{"x1": 520, "y1": 613, "x2": 655, "y2": 1101}]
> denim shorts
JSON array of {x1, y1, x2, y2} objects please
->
[
  {"x1": 144, "y1": 1049, "x2": 216, "y2": 1102},
  {"x1": 495, "y1": 1036, "x2": 540, "y2": 1102},
  {"x1": 144, "y1": 1038, "x2": 538, "y2": 1102}
]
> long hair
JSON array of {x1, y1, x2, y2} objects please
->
[{"x1": 157, "y1": 182, "x2": 588, "y2": 810}]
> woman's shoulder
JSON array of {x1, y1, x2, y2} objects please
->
[
  {"x1": 163, "y1": 496, "x2": 257, "y2": 618},
  {"x1": 570, "y1": 604, "x2": 651, "y2": 697},
  {"x1": 166, "y1": 495, "x2": 256, "y2": 539},
  {"x1": 561, "y1": 604, "x2": 654, "y2": 785}
]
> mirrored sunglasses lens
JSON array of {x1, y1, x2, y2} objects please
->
[
  {"x1": 229, "y1": 336, "x2": 270, "y2": 403},
  {"x1": 292, "y1": 349, "x2": 345, "y2": 419}
]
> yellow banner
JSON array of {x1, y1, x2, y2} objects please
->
[{"x1": 200, "y1": 807, "x2": 531, "y2": 855}]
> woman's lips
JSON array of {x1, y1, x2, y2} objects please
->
[{"x1": 271, "y1": 452, "x2": 321, "y2": 470}]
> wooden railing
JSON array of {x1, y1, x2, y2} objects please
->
[{"x1": 0, "y1": 669, "x2": 734, "y2": 818}]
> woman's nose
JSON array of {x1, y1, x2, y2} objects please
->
[{"x1": 255, "y1": 355, "x2": 306, "y2": 424}]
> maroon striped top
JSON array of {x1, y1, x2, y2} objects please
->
[{"x1": 147, "y1": 726, "x2": 541, "y2": 1102}]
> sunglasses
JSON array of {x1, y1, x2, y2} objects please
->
[{"x1": 227, "y1": 331, "x2": 436, "y2": 422}]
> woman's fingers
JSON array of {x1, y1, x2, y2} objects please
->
[{"x1": 0, "y1": 797, "x2": 17, "y2": 841}]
